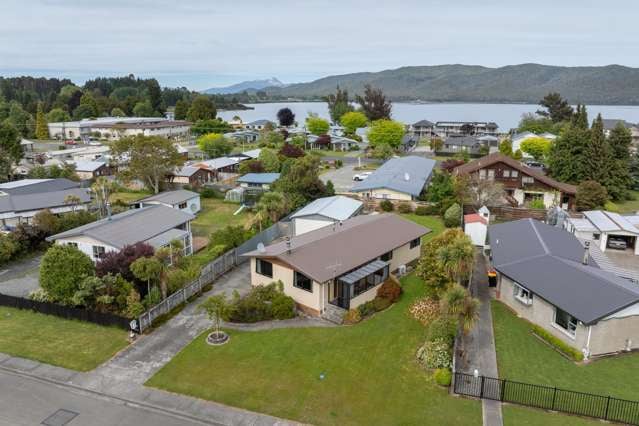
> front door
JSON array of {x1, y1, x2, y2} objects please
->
[{"x1": 332, "y1": 281, "x2": 350, "y2": 309}]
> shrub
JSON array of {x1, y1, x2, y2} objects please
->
[
  {"x1": 434, "y1": 368, "x2": 452, "y2": 386},
  {"x1": 271, "y1": 293, "x2": 296, "y2": 319},
  {"x1": 40, "y1": 244, "x2": 95, "y2": 304},
  {"x1": 28, "y1": 288, "x2": 53, "y2": 302},
  {"x1": 210, "y1": 225, "x2": 254, "y2": 251},
  {"x1": 125, "y1": 289, "x2": 145, "y2": 318},
  {"x1": 0, "y1": 234, "x2": 20, "y2": 266},
  {"x1": 414, "y1": 206, "x2": 429, "y2": 216},
  {"x1": 416, "y1": 338, "x2": 452, "y2": 369},
  {"x1": 357, "y1": 300, "x2": 376, "y2": 317},
  {"x1": 528, "y1": 199, "x2": 545, "y2": 209},
  {"x1": 398, "y1": 203, "x2": 413, "y2": 214},
  {"x1": 335, "y1": 159, "x2": 343, "y2": 168},
  {"x1": 531, "y1": 325, "x2": 584, "y2": 361},
  {"x1": 226, "y1": 281, "x2": 296, "y2": 323},
  {"x1": 376, "y1": 279, "x2": 402, "y2": 302},
  {"x1": 426, "y1": 317, "x2": 458, "y2": 346},
  {"x1": 576, "y1": 180, "x2": 608, "y2": 211},
  {"x1": 96, "y1": 242, "x2": 154, "y2": 284},
  {"x1": 379, "y1": 200, "x2": 394, "y2": 212},
  {"x1": 409, "y1": 297, "x2": 440, "y2": 326},
  {"x1": 343, "y1": 309, "x2": 361, "y2": 325},
  {"x1": 372, "y1": 296, "x2": 392, "y2": 312},
  {"x1": 144, "y1": 286, "x2": 162, "y2": 308},
  {"x1": 443, "y1": 203, "x2": 462, "y2": 227},
  {"x1": 199, "y1": 187, "x2": 220, "y2": 199},
  {"x1": 604, "y1": 200, "x2": 620, "y2": 213}
]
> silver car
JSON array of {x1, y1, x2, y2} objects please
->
[{"x1": 607, "y1": 237, "x2": 628, "y2": 250}]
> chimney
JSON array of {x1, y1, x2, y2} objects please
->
[
  {"x1": 285, "y1": 236, "x2": 291, "y2": 254},
  {"x1": 583, "y1": 241, "x2": 590, "y2": 265}
]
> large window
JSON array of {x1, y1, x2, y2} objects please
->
[
  {"x1": 513, "y1": 282, "x2": 533, "y2": 305},
  {"x1": 380, "y1": 251, "x2": 393, "y2": 262},
  {"x1": 294, "y1": 271, "x2": 312, "y2": 292},
  {"x1": 352, "y1": 267, "x2": 388, "y2": 297},
  {"x1": 256, "y1": 259, "x2": 273, "y2": 278},
  {"x1": 178, "y1": 202, "x2": 187, "y2": 209},
  {"x1": 554, "y1": 308, "x2": 578, "y2": 337},
  {"x1": 92, "y1": 245, "x2": 105, "y2": 259},
  {"x1": 410, "y1": 238, "x2": 421, "y2": 249}
]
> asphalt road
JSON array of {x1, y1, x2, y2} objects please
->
[{"x1": 0, "y1": 368, "x2": 208, "y2": 426}]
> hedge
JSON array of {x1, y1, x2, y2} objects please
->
[{"x1": 531, "y1": 324, "x2": 584, "y2": 362}]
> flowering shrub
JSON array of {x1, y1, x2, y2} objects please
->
[
  {"x1": 409, "y1": 297, "x2": 440, "y2": 326},
  {"x1": 416, "y1": 338, "x2": 452, "y2": 369}
]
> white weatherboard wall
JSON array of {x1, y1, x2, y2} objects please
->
[
  {"x1": 141, "y1": 196, "x2": 201, "y2": 214},
  {"x1": 465, "y1": 222, "x2": 487, "y2": 246},
  {"x1": 293, "y1": 216, "x2": 334, "y2": 236},
  {"x1": 54, "y1": 235, "x2": 118, "y2": 262},
  {"x1": 353, "y1": 188, "x2": 413, "y2": 201}
]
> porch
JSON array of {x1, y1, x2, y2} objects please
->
[{"x1": 328, "y1": 259, "x2": 389, "y2": 310}]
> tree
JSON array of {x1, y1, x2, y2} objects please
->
[
  {"x1": 110, "y1": 107, "x2": 126, "y2": 117},
  {"x1": 198, "y1": 294, "x2": 232, "y2": 339},
  {"x1": 64, "y1": 194, "x2": 82, "y2": 212},
  {"x1": 187, "y1": 95, "x2": 216, "y2": 121},
  {"x1": 274, "y1": 155, "x2": 329, "y2": 209},
  {"x1": 0, "y1": 122, "x2": 22, "y2": 163},
  {"x1": 112, "y1": 135, "x2": 184, "y2": 194},
  {"x1": 279, "y1": 143, "x2": 305, "y2": 158},
  {"x1": 443, "y1": 203, "x2": 461, "y2": 227},
  {"x1": 256, "y1": 191, "x2": 289, "y2": 224},
  {"x1": 436, "y1": 230, "x2": 475, "y2": 285},
  {"x1": 79, "y1": 92, "x2": 99, "y2": 117},
  {"x1": 576, "y1": 181, "x2": 608, "y2": 211},
  {"x1": 276, "y1": 107, "x2": 295, "y2": 127},
  {"x1": 34, "y1": 102, "x2": 49, "y2": 140},
  {"x1": 6, "y1": 101, "x2": 34, "y2": 138},
  {"x1": 355, "y1": 84, "x2": 391, "y2": 121},
  {"x1": 191, "y1": 118, "x2": 232, "y2": 136},
  {"x1": 90, "y1": 177, "x2": 114, "y2": 218},
  {"x1": 441, "y1": 284, "x2": 480, "y2": 334},
  {"x1": 325, "y1": 86, "x2": 353, "y2": 123},
  {"x1": 133, "y1": 100, "x2": 155, "y2": 117},
  {"x1": 46, "y1": 108, "x2": 71, "y2": 123},
  {"x1": 340, "y1": 111, "x2": 367, "y2": 135},
  {"x1": 457, "y1": 175, "x2": 504, "y2": 208},
  {"x1": 96, "y1": 242, "x2": 154, "y2": 285},
  {"x1": 517, "y1": 113, "x2": 557, "y2": 134},
  {"x1": 498, "y1": 139, "x2": 513, "y2": 156},
  {"x1": 130, "y1": 256, "x2": 162, "y2": 298},
  {"x1": 430, "y1": 138, "x2": 444, "y2": 152},
  {"x1": 325, "y1": 180, "x2": 335, "y2": 196},
  {"x1": 73, "y1": 103, "x2": 96, "y2": 120},
  {"x1": 33, "y1": 209, "x2": 60, "y2": 235},
  {"x1": 197, "y1": 133, "x2": 233, "y2": 158},
  {"x1": 372, "y1": 143, "x2": 395, "y2": 160},
  {"x1": 174, "y1": 99, "x2": 189, "y2": 120},
  {"x1": 366, "y1": 119, "x2": 405, "y2": 149},
  {"x1": 583, "y1": 114, "x2": 611, "y2": 189},
  {"x1": 40, "y1": 244, "x2": 95, "y2": 304},
  {"x1": 520, "y1": 137, "x2": 551, "y2": 161},
  {"x1": 258, "y1": 148, "x2": 281, "y2": 172},
  {"x1": 607, "y1": 123, "x2": 633, "y2": 199},
  {"x1": 239, "y1": 159, "x2": 264, "y2": 174},
  {"x1": 537, "y1": 92, "x2": 574, "y2": 123},
  {"x1": 146, "y1": 78, "x2": 164, "y2": 113},
  {"x1": 548, "y1": 115, "x2": 590, "y2": 184},
  {"x1": 306, "y1": 116, "x2": 330, "y2": 136}
]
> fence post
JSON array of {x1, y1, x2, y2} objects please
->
[
  {"x1": 551, "y1": 387, "x2": 557, "y2": 411},
  {"x1": 604, "y1": 395, "x2": 611, "y2": 420},
  {"x1": 500, "y1": 378, "x2": 506, "y2": 402},
  {"x1": 480, "y1": 375, "x2": 485, "y2": 399}
]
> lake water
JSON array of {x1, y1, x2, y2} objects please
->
[{"x1": 218, "y1": 102, "x2": 639, "y2": 131}]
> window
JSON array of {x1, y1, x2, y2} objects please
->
[
  {"x1": 593, "y1": 233, "x2": 600, "y2": 240},
  {"x1": 67, "y1": 242, "x2": 78, "y2": 248},
  {"x1": 511, "y1": 170, "x2": 519, "y2": 178},
  {"x1": 255, "y1": 259, "x2": 273, "y2": 278},
  {"x1": 513, "y1": 282, "x2": 533, "y2": 305},
  {"x1": 479, "y1": 169, "x2": 486, "y2": 180},
  {"x1": 294, "y1": 271, "x2": 312, "y2": 292},
  {"x1": 487, "y1": 170, "x2": 495, "y2": 180},
  {"x1": 178, "y1": 202, "x2": 187, "y2": 209},
  {"x1": 410, "y1": 238, "x2": 421, "y2": 249},
  {"x1": 92, "y1": 245, "x2": 105, "y2": 259},
  {"x1": 503, "y1": 170, "x2": 510, "y2": 178},
  {"x1": 554, "y1": 308, "x2": 578, "y2": 337},
  {"x1": 380, "y1": 251, "x2": 393, "y2": 262},
  {"x1": 522, "y1": 176, "x2": 534, "y2": 184}
]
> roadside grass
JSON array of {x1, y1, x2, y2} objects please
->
[
  {"x1": 0, "y1": 307, "x2": 128, "y2": 371},
  {"x1": 492, "y1": 301, "x2": 639, "y2": 400},
  {"x1": 503, "y1": 405, "x2": 600, "y2": 425},
  {"x1": 145, "y1": 274, "x2": 481, "y2": 425},
  {"x1": 401, "y1": 214, "x2": 445, "y2": 243},
  {"x1": 615, "y1": 190, "x2": 639, "y2": 213},
  {"x1": 190, "y1": 198, "x2": 249, "y2": 239}
]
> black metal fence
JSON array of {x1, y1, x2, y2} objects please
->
[
  {"x1": 453, "y1": 372, "x2": 639, "y2": 425},
  {"x1": 0, "y1": 293, "x2": 131, "y2": 329}
]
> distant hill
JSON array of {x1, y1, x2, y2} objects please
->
[
  {"x1": 263, "y1": 64, "x2": 639, "y2": 105},
  {"x1": 203, "y1": 77, "x2": 285, "y2": 94}
]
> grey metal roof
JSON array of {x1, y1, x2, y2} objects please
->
[
  {"x1": 602, "y1": 119, "x2": 636, "y2": 130},
  {"x1": 47, "y1": 204, "x2": 194, "y2": 250},
  {"x1": 583, "y1": 210, "x2": 639, "y2": 235},
  {"x1": 412, "y1": 120, "x2": 434, "y2": 127},
  {"x1": 173, "y1": 166, "x2": 200, "y2": 177},
  {"x1": 351, "y1": 156, "x2": 436, "y2": 197},
  {"x1": 340, "y1": 259, "x2": 388, "y2": 284},
  {"x1": 68, "y1": 160, "x2": 106, "y2": 172},
  {"x1": 236, "y1": 173, "x2": 281, "y2": 184},
  {"x1": 0, "y1": 178, "x2": 79, "y2": 195},
  {"x1": 199, "y1": 157, "x2": 238, "y2": 170},
  {"x1": 489, "y1": 219, "x2": 639, "y2": 324},
  {"x1": 243, "y1": 148, "x2": 262, "y2": 159},
  {"x1": 290, "y1": 196, "x2": 363, "y2": 221},
  {"x1": 146, "y1": 228, "x2": 189, "y2": 249},
  {"x1": 246, "y1": 119, "x2": 273, "y2": 126},
  {"x1": 137, "y1": 190, "x2": 199, "y2": 205}
]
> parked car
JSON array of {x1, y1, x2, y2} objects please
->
[
  {"x1": 64, "y1": 140, "x2": 77, "y2": 145},
  {"x1": 353, "y1": 172, "x2": 372, "y2": 181},
  {"x1": 608, "y1": 237, "x2": 628, "y2": 250}
]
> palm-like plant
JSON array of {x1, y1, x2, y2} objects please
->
[
  {"x1": 440, "y1": 284, "x2": 481, "y2": 335},
  {"x1": 436, "y1": 231, "x2": 475, "y2": 284},
  {"x1": 459, "y1": 296, "x2": 481, "y2": 334},
  {"x1": 256, "y1": 191, "x2": 288, "y2": 224}
]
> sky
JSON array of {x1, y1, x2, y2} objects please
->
[{"x1": 1, "y1": 0, "x2": 638, "y2": 91}]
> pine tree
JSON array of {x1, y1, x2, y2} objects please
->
[
  {"x1": 548, "y1": 119, "x2": 590, "y2": 184},
  {"x1": 35, "y1": 102, "x2": 49, "y2": 140},
  {"x1": 583, "y1": 114, "x2": 610, "y2": 186},
  {"x1": 607, "y1": 123, "x2": 633, "y2": 199},
  {"x1": 174, "y1": 99, "x2": 189, "y2": 120}
]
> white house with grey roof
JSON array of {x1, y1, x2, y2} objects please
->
[
  {"x1": 351, "y1": 156, "x2": 436, "y2": 201},
  {"x1": 564, "y1": 210, "x2": 639, "y2": 255},
  {"x1": 490, "y1": 218, "x2": 639, "y2": 358},
  {"x1": 47, "y1": 204, "x2": 194, "y2": 262},
  {"x1": 134, "y1": 190, "x2": 201, "y2": 214},
  {"x1": 290, "y1": 195, "x2": 363, "y2": 236}
]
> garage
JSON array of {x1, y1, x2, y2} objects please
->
[
  {"x1": 606, "y1": 234, "x2": 636, "y2": 251},
  {"x1": 579, "y1": 210, "x2": 639, "y2": 255}
]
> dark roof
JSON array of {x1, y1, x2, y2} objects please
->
[
  {"x1": 489, "y1": 219, "x2": 639, "y2": 324},
  {"x1": 137, "y1": 190, "x2": 199, "y2": 205},
  {"x1": 412, "y1": 120, "x2": 434, "y2": 127},
  {"x1": 453, "y1": 152, "x2": 577, "y2": 194},
  {"x1": 602, "y1": 119, "x2": 637, "y2": 130},
  {"x1": 0, "y1": 188, "x2": 91, "y2": 214},
  {"x1": 351, "y1": 156, "x2": 436, "y2": 197},
  {"x1": 244, "y1": 214, "x2": 429, "y2": 283},
  {"x1": 236, "y1": 173, "x2": 281, "y2": 184},
  {"x1": 0, "y1": 178, "x2": 79, "y2": 195}
]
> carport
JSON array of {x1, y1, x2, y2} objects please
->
[{"x1": 582, "y1": 211, "x2": 639, "y2": 255}]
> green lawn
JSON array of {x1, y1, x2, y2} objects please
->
[
  {"x1": 146, "y1": 275, "x2": 481, "y2": 425},
  {"x1": 0, "y1": 307, "x2": 128, "y2": 371},
  {"x1": 503, "y1": 405, "x2": 600, "y2": 425},
  {"x1": 615, "y1": 190, "x2": 639, "y2": 213},
  {"x1": 492, "y1": 301, "x2": 639, "y2": 400},
  {"x1": 109, "y1": 190, "x2": 151, "y2": 205},
  {"x1": 401, "y1": 214, "x2": 445, "y2": 243},
  {"x1": 190, "y1": 198, "x2": 250, "y2": 238}
]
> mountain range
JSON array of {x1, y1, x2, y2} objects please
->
[
  {"x1": 203, "y1": 77, "x2": 285, "y2": 94},
  {"x1": 260, "y1": 64, "x2": 639, "y2": 105}
]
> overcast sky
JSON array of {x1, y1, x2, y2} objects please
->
[{"x1": 1, "y1": 0, "x2": 637, "y2": 90}]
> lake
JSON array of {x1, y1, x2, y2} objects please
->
[{"x1": 218, "y1": 102, "x2": 639, "y2": 131}]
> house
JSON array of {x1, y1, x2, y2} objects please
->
[
  {"x1": 0, "y1": 179, "x2": 91, "y2": 228},
  {"x1": 453, "y1": 153, "x2": 577, "y2": 210},
  {"x1": 67, "y1": 160, "x2": 111, "y2": 180},
  {"x1": 464, "y1": 206, "x2": 490, "y2": 246},
  {"x1": 489, "y1": 218, "x2": 639, "y2": 359},
  {"x1": 307, "y1": 134, "x2": 361, "y2": 151},
  {"x1": 48, "y1": 117, "x2": 191, "y2": 142},
  {"x1": 236, "y1": 173, "x2": 280, "y2": 190},
  {"x1": 244, "y1": 119, "x2": 273, "y2": 131},
  {"x1": 290, "y1": 195, "x2": 363, "y2": 236},
  {"x1": 408, "y1": 120, "x2": 499, "y2": 139},
  {"x1": 168, "y1": 165, "x2": 215, "y2": 187},
  {"x1": 351, "y1": 156, "x2": 436, "y2": 201},
  {"x1": 409, "y1": 120, "x2": 436, "y2": 139},
  {"x1": 195, "y1": 157, "x2": 240, "y2": 178},
  {"x1": 134, "y1": 190, "x2": 201, "y2": 214},
  {"x1": 225, "y1": 130, "x2": 260, "y2": 144},
  {"x1": 564, "y1": 210, "x2": 639, "y2": 255},
  {"x1": 243, "y1": 214, "x2": 429, "y2": 316},
  {"x1": 47, "y1": 204, "x2": 194, "y2": 262},
  {"x1": 511, "y1": 131, "x2": 556, "y2": 154},
  {"x1": 242, "y1": 148, "x2": 262, "y2": 159},
  {"x1": 439, "y1": 135, "x2": 499, "y2": 156},
  {"x1": 602, "y1": 119, "x2": 639, "y2": 149},
  {"x1": 46, "y1": 145, "x2": 111, "y2": 162}
]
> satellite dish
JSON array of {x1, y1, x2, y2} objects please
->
[
  {"x1": 257, "y1": 242, "x2": 266, "y2": 253},
  {"x1": 404, "y1": 172, "x2": 410, "y2": 181}
]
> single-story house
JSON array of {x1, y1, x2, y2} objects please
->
[
  {"x1": 351, "y1": 156, "x2": 436, "y2": 201},
  {"x1": 244, "y1": 119, "x2": 273, "y2": 131},
  {"x1": 195, "y1": 157, "x2": 240, "y2": 180},
  {"x1": 225, "y1": 130, "x2": 260, "y2": 144},
  {"x1": 439, "y1": 135, "x2": 499, "y2": 156},
  {"x1": 0, "y1": 178, "x2": 91, "y2": 228},
  {"x1": 489, "y1": 218, "x2": 639, "y2": 358},
  {"x1": 453, "y1": 152, "x2": 577, "y2": 210},
  {"x1": 602, "y1": 119, "x2": 639, "y2": 148},
  {"x1": 47, "y1": 204, "x2": 194, "y2": 262},
  {"x1": 236, "y1": 173, "x2": 280, "y2": 190},
  {"x1": 511, "y1": 131, "x2": 557, "y2": 153},
  {"x1": 244, "y1": 213, "x2": 429, "y2": 316},
  {"x1": 307, "y1": 134, "x2": 360, "y2": 151},
  {"x1": 168, "y1": 165, "x2": 215, "y2": 187},
  {"x1": 564, "y1": 210, "x2": 639, "y2": 255},
  {"x1": 67, "y1": 160, "x2": 111, "y2": 180},
  {"x1": 134, "y1": 189, "x2": 201, "y2": 214},
  {"x1": 290, "y1": 195, "x2": 363, "y2": 236},
  {"x1": 464, "y1": 206, "x2": 490, "y2": 246}
]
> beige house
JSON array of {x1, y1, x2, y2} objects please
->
[
  {"x1": 489, "y1": 219, "x2": 639, "y2": 359},
  {"x1": 244, "y1": 214, "x2": 429, "y2": 317}
]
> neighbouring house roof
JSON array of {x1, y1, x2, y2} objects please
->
[
  {"x1": 137, "y1": 189, "x2": 199, "y2": 205},
  {"x1": 489, "y1": 219, "x2": 639, "y2": 324},
  {"x1": 242, "y1": 148, "x2": 262, "y2": 159},
  {"x1": 581, "y1": 210, "x2": 639, "y2": 235},
  {"x1": 453, "y1": 152, "x2": 577, "y2": 194},
  {"x1": 566, "y1": 217, "x2": 597, "y2": 233},
  {"x1": 464, "y1": 213, "x2": 487, "y2": 225},
  {"x1": 0, "y1": 188, "x2": 91, "y2": 214},
  {"x1": 602, "y1": 119, "x2": 637, "y2": 131},
  {"x1": 351, "y1": 156, "x2": 436, "y2": 197},
  {"x1": 67, "y1": 160, "x2": 106, "y2": 172},
  {"x1": 172, "y1": 165, "x2": 203, "y2": 177},
  {"x1": 412, "y1": 120, "x2": 435, "y2": 128},
  {"x1": 47, "y1": 204, "x2": 194, "y2": 250},
  {"x1": 89, "y1": 120, "x2": 191, "y2": 130},
  {"x1": 197, "y1": 157, "x2": 238, "y2": 170},
  {"x1": 444, "y1": 136, "x2": 485, "y2": 148},
  {"x1": 244, "y1": 214, "x2": 429, "y2": 283},
  {"x1": 290, "y1": 196, "x2": 363, "y2": 221},
  {"x1": 0, "y1": 178, "x2": 79, "y2": 195},
  {"x1": 236, "y1": 173, "x2": 281, "y2": 184},
  {"x1": 246, "y1": 119, "x2": 272, "y2": 126}
]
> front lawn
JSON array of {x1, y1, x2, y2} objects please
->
[
  {"x1": 0, "y1": 307, "x2": 128, "y2": 371},
  {"x1": 190, "y1": 198, "x2": 249, "y2": 238},
  {"x1": 109, "y1": 190, "x2": 151, "y2": 205},
  {"x1": 402, "y1": 214, "x2": 445, "y2": 243},
  {"x1": 615, "y1": 190, "x2": 639, "y2": 214},
  {"x1": 146, "y1": 275, "x2": 481, "y2": 425},
  {"x1": 492, "y1": 301, "x2": 639, "y2": 400}
]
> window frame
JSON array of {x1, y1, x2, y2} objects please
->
[
  {"x1": 92, "y1": 245, "x2": 106, "y2": 259},
  {"x1": 255, "y1": 258, "x2": 273, "y2": 278},
  {"x1": 380, "y1": 250, "x2": 393, "y2": 262},
  {"x1": 293, "y1": 271, "x2": 313, "y2": 293},
  {"x1": 553, "y1": 308, "x2": 578, "y2": 338},
  {"x1": 178, "y1": 201, "x2": 187, "y2": 209},
  {"x1": 513, "y1": 282, "x2": 533, "y2": 305},
  {"x1": 410, "y1": 238, "x2": 421, "y2": 249}
]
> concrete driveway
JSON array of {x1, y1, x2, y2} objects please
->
[
  {"x1": 321, "y1": 164, "x2": 359, "y2": 193},
  {"x1": 0, "y1": 254, "x2": 42, "y2": 298}
]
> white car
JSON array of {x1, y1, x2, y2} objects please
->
[{"x1": 353, "y1": 172, "x2": 372, "y2": 181}]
